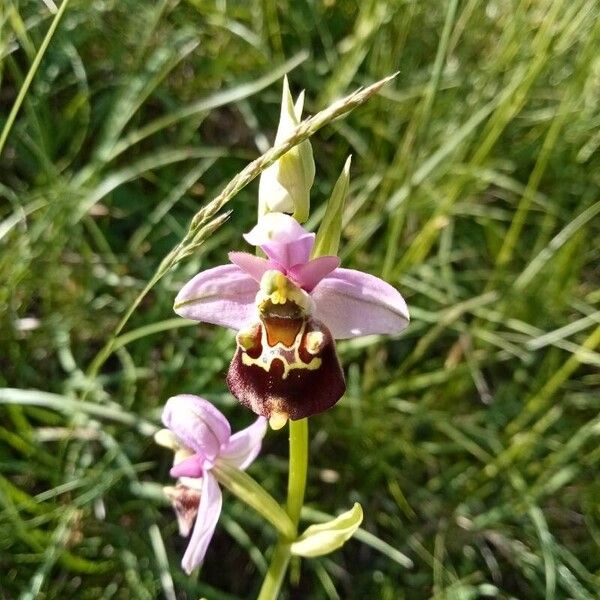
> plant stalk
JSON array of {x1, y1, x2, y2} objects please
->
[
  {"x1": 256, "y1": 542, "x2": 291, "y2": 600},
  {"x1": 257, "y1": 418, "x2": 309, "y2": 599},
  {"x1": 286, "y1": 418, "x2": 308, "y2": 528}
]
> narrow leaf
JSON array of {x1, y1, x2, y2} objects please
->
[{"x1": 313, "y1": 155, "x2": 351, "y2": 257}]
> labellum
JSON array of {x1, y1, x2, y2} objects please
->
[
  {"x1": 164, "y1": 484, "x2": 201, "y2": 537},
  {"x1": 227, "y1": 271, "x2": 345, "y2": 421}
]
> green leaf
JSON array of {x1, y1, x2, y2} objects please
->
[{"x1": 290, "y1": 503, "x2": 363, "y2": 558}]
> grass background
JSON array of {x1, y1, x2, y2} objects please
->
[{"x1": 1, "y1": 0, "x2": 599, "y2": 598}]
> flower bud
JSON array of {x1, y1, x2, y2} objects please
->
[{"x1": 259, "y1": 76, "x2": 315, "y2": 223}]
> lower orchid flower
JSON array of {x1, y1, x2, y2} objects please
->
[
  {"x1": 174, "y1": 212, "x2": 409, "y2": 422},
  {"x1": 155, "y1": 394, "x2": 267, "y2": 573}
]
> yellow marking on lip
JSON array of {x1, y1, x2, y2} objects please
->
[
  {"x1": 240, "y1": 320, "x2": 322, "y2": 379},
  {"x1": 237, "y1": 330, "x2": 257, "y2": 351},
  {"x1": 305, "y1": 331, "x2": 324, "y2": 355}
]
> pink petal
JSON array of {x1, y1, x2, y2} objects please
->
[
  {"x1": 261, "y1": 235, "x2": 314, "y2": 269},
  {"x1": 162, "y1": 395, "x2": 231, "y2": 462},
  {"x1": 311, "y1": 268, "x2": 410, "y2": 339},
  {"x1": 243, "y1": 212, "x2": 315, "y2": 268},
  {"x1": 219, "y1": 417, "x2": 268, "y2": 470},
  {"x1": 288, "y1": 256, "x2": 341, "y2": 291},
  {"x1": 174, "y1": 264, "x2": 259, "y2": 330},
  {"x1": 170, "y1": 453, "x2": 204, "y2": 479},
  {"x1": 243, "y1": 212, "x2": 308, "y2": 245},
  {"x1": 181, "y1": 473, "x2": 222, "y2": 573},
  {"x1": 228, "y1": 252, "x2": 271, "y2": 283}
]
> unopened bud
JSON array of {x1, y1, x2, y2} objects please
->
[{"x1": 259, "y1": 76, "x2": 315, "y2": 223}]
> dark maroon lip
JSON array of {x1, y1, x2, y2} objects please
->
[{"x1": 227, "y1": 316, "x2": 346, "y2": 420}]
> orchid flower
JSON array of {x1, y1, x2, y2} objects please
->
[
  {"x1": 174, "y1": 212, "x2": 409, "y2": 422},
  {"x1": 155, "y1": 394, "x2": 267, "y2": 573}
]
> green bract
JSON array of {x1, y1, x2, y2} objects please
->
[
  {"x1": 313, "y1": 155, "x2": 351, "y2": 258},
  {"x1": 290, "y1": 502, "x2": 363, "y2": 558}
]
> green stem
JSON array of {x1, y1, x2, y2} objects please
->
[
  {"x1": 257, "y1": 418, "x2": 309, "y2": 599},
  {"x1": 286, "y1": 418, "x2": 308, "y2": 527},
  {"x1": 256, "y1": 542, "x2": 291, "y2": 600}
]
